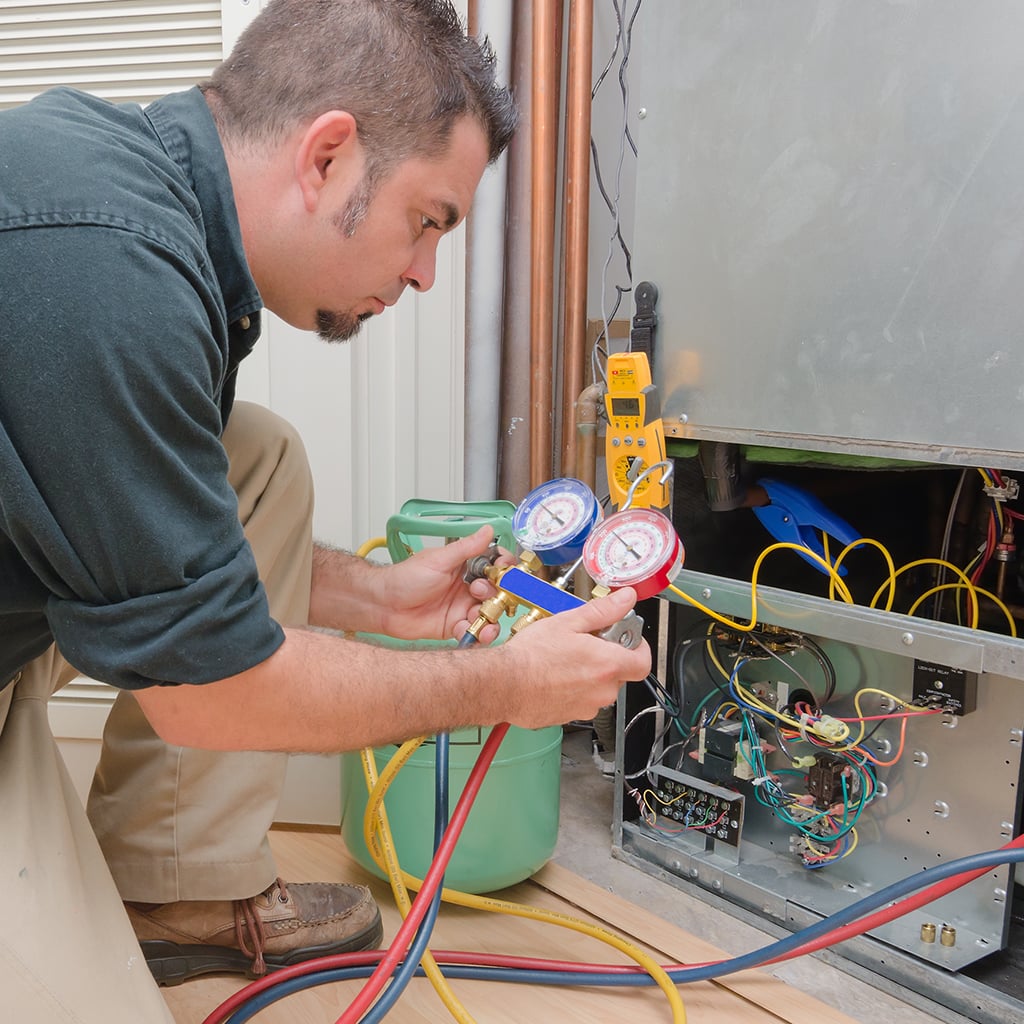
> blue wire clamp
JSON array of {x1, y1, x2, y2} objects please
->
[{"x1": 752, "y1": 478, "x2": 861, "y2": 577}]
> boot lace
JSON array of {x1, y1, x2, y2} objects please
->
[{"x1": 233, "y1": 877, "x2": 290, "y2": 976}]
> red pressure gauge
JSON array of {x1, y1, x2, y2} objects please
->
[{"x1": 581, "y1": 507, "x2": 683, "y2": 600}]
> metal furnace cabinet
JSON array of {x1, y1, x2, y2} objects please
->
[{"x1": 612, "y1": 5, "x2": 1024, "y2": 1021}]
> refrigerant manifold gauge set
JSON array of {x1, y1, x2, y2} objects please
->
[{"x1": 512, "y1": 475, "x2": 683, "y2": 599}]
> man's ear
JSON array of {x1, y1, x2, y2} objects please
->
[{"x1": 294, "y1": 110, "x2": 360, "y2": 212}]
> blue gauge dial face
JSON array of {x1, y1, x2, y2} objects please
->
[{"x1": 513, "y1": 478, "x2": 600, "y2": 561}]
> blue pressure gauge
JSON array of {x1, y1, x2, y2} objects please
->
[{"x1": 512, "y1": 478, "x2": 602, "y2": 566}]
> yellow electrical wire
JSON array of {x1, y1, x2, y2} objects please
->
[
  {"x1": 703, "y1": 625, "x2": 849, "y2": 744},
  {"x1": 868, "y1": 558, "x2": 980, "y2": 627},
  {"x1": 667, "y1": 529, "x2": 1016, "y2": 639},
  {"x1": 702, "y1": 635, "x2": 732, "y2": 684},
  {"x1": 667, "y1": 540, "x2": 855, "y2": 632},
  {"x1": 838, "y1": 687, "x2": 924, "y2": 752},
  {"x1": 907, "y1": 583, "x2": 1017, "y2": 637},
  {"x1": 827, "y1": 537, "x2": 898, "y2": 611},
  {"x1": 978, "y1": 468, "x2": 1005, "y2": 532}
]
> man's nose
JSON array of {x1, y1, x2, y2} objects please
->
[{"x1": 402, "y1": 238, "x2": 440, "y2": 292}]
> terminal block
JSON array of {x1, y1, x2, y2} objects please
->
[{"x1": 647, "y1": 764, "x2": 745, "y2": 849}]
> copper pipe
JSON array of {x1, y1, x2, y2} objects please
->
[
  {"x1": 530, "y1": 0, "x2": 561, "y2": 488},
  {"x1": 497, "y1": 0, "x2": 534, "y2": 504},
  {"x1": 558, "y1": 0, "x2": 594, "y2": 481}
]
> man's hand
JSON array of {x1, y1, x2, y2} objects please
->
[
  {"x1": 494, "y1": 587, "x2": 652, "y2": 728},
  {"x1": 373, "y1": 525, "x2": 510, "y2": 643}
]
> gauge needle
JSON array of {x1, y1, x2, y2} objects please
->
[
  {"x1": 610, "y1": 528, "x2": 642, "y2": 562},
  {"x1": 540, "y1": 501, "x2": 566, "y2": 525}
]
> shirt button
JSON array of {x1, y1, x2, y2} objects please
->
[{"x1": 239, "y1": 315, "x2": 251, "y2": 330}]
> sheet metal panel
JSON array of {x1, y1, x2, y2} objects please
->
[{"x1": 631, "y1": 2, "x2": 1024, "y2": 467}]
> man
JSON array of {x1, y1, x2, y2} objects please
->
[{"x1": 0, "y1": 1, "x2": 651, "y2": 1020}]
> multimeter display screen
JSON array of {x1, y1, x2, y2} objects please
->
[{"x1": 610, "y1": 397, "x2": 641, "y2": 417}]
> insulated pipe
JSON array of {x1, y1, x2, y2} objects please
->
[
  {"x1": 558, "y1": 0, "x2": 594, "y2": 483},
  {"x1": 573, "y1": 382, "x2": 604, "y2": 600},
  {"x1": 464, "y1": 0, "x2": 513, "y2": 500},
  {"x1": 530, "y1": 0, "x2": 560, "y2": 488}
]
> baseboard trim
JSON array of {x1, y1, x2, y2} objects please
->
[{"x1": 271, "y1": 821, "x2": 341, "y2": 834}]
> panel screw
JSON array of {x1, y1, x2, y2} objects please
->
[
  {"x1": 901, "y1": 632, "x2": 914, "y2": 646},
  {"x1": 638, "y1": 107, "x2": 648, "y2": 119},
  {"x1": 679, "y1": 413, "x2": 689, "y2": 424}
]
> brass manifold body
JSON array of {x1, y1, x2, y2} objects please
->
[{"x1": 463, "y1": 547, "x2": 644, "y2": 649}]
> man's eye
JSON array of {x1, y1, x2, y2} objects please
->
[{"x1": 420, "y1": 215, "x2": 440, "y2": 232}]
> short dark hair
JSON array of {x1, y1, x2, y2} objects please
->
[{"x1": 201, "y1": 0, "x2": 517, "y2": 174}]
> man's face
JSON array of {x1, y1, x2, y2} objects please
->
[{"x1": 276, "y1": 116, "x2": 490, "y2": 341}]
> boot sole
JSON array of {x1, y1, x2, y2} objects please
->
[{"x1": 140, "y1": 913, "x2": 384, "y2": 986}]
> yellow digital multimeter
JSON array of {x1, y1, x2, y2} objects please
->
[{"x1": 603, "y1": 351, "x2": 670, "y2": 510}]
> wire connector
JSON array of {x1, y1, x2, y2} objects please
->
[
  {"x1": 815, "y1": 715, "x2": 847, "y2": 742},
  {"x1": 983, "y1": 477, "x2": 1019, "y2": 502}
]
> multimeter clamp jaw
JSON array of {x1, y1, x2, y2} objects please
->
[
  {"x1": 629, "y1": 280, "x2": 659, "y2": 362},
  {"x1": 753, "y1": 478, "x2": 861, "y2": 577}
]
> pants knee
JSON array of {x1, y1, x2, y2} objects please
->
[{"x1": 223, "y1": 402, "x2": 315, "y2": 529}]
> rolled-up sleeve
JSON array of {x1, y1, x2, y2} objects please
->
[{"x1": 0, "y1": 221, "x2": 282, "y2": 689}]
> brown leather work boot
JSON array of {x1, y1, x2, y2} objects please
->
[{"x1": 125, "y1": 878, "x2": 383, "y2": 985}]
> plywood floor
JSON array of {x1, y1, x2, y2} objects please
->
[{"x1": 162, "y1": 830, "x2": 861, "y2": 1024}]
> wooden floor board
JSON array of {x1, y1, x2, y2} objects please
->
[{"x1": 162, "y1": 831, "x2": 862, "y2": 1024}]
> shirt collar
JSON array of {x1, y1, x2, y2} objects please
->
[{"x1": 142, "y1": 87, "x2": 262, "y2": 330}]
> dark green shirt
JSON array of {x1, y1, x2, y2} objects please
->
[{"x1": 0, "y1": 87, "x2": 284, "y2": 690}]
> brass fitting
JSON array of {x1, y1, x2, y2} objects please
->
[{"x1": 464, "y1": 551, "x2": 544, "y2": 640}]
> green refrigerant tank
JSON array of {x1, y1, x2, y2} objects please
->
[{"x1": 339, "y1": 499, "x2": 563, "y2": 894}]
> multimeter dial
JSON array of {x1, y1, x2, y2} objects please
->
[
  {"x1": 512, "y1": 478, "x2": 601, "y2": 565},
  {"x1": 582, "y1": 507, "x2": 683, "y2": 600},
  {"x1": 610, "y1": 454, "x2": 652, "y2": 503}
]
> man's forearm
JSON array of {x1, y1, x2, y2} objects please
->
[
  {"x1": 133, "y1": 626, "x2": 512, "y2": 753},
  {"x1": 308, "y1": 542, "x2": 390, "y2": 635},
  {"x1": 133, "y1": 588, "x2": 652, "y2": 754}
]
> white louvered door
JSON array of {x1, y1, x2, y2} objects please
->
[{"x1": 0, "y1": 1, "x2": 224, "y2": 109}]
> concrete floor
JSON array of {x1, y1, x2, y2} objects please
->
[{"x1": 552, "y1": 727, "x2": 974, "y2": 1024}]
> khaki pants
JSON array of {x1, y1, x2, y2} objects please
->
[{"x1": 0, "y1": 403, "x2": 314, "y2": 1022}]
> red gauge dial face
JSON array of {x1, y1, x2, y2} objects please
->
[{"x1": 582, "y1": 507, "x2": 683, "y2": 600}]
